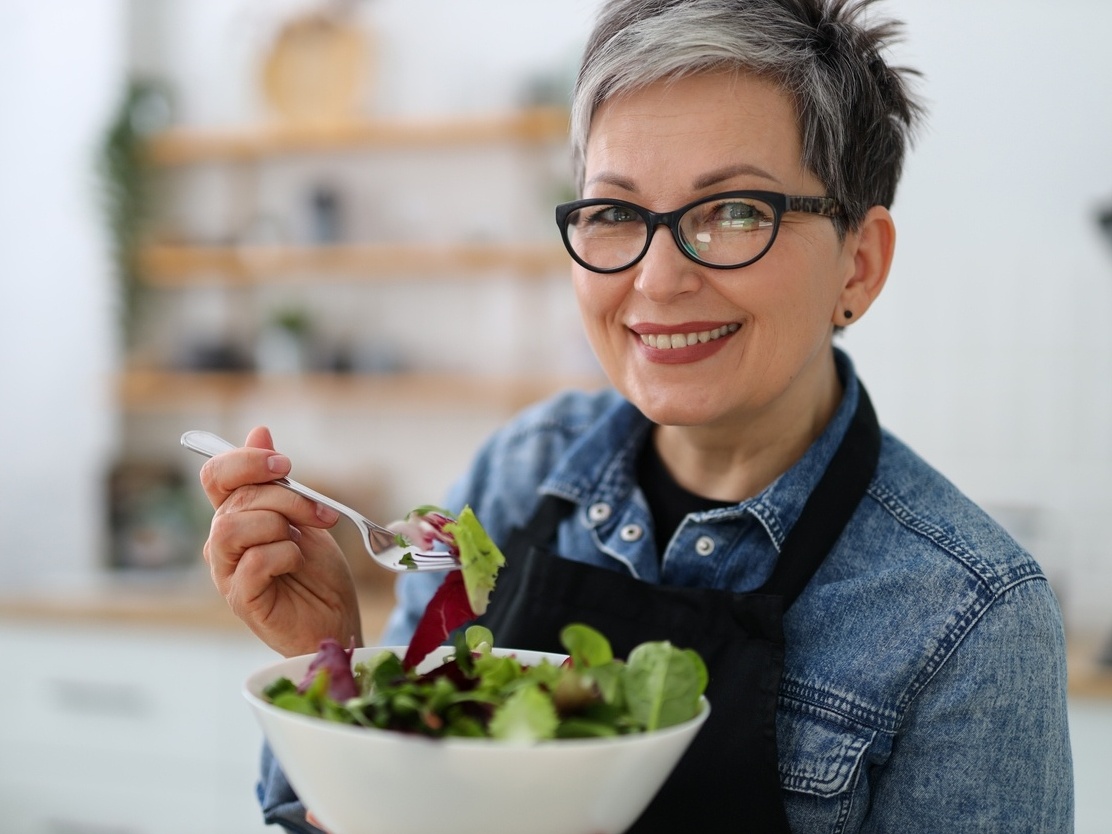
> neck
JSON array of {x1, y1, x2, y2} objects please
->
[{"x1": 653, "y1": 354, "x2": 844, "y2": 503}]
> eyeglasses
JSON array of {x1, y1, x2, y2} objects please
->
[{"x1": 555, "y1": 190, "x2": 843, "y2": 274}]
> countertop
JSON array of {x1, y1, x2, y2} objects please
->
[
  {"x1": 0, "y1": 573, "x2": 396, "y2": 642},
  {"x1": 1, "y1": 576, "x2": 1108, "y2": 699}
]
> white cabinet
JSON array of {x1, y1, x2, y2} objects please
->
[{"x1": 0, "y1": 621, "x2": 277, "y2": 834}]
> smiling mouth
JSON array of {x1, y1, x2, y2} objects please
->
[{"x1": 638, "y1": 323, "x2": 740, "y2": 350}]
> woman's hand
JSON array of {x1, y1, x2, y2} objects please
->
[{"x1": 199, "y1": 426, "x2": 363, "y2": 657}]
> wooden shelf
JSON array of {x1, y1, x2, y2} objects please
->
[
  {"x1": 0, "y1": 583, "x2": 396, "y2": 640},
  {"x1": 145, "y1": 107, "x2": 570, "y2": 165},
  {"x1": 119, "y1": 369, "x2": 606, "y2": 414},
  {"x1": 138, "y1": 241, "x2": 570, "y2": 285},
  {"x1": 1068, "y1": 634, "x2": 1112, "y2": 700}
]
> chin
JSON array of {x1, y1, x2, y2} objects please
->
[
  {"x1": 641, "y1": 407, "x2": 716, "y2": 428},
  {"x1": 623, "y1": 384, "x2": 718, "y2": 428}
]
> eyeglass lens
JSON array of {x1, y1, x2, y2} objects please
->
[{"x1": 563, "y1": 195, "x2": 777, "y2": 271}]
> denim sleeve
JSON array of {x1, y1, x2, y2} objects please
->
[{"x1": 861, "y1": 577, "x2": 1074, "y2": 833}]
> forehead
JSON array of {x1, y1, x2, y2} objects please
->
[{"x1": 583, "y1": 71, "x2": 809, "y2": 194}]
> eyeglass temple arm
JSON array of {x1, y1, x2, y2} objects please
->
[{"x1": 785, "y1": 195, "x2": 842, "y2": 217}]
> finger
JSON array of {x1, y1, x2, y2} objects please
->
[
  {"x1": 198, "y1": 443, "x2": 292, "y2": 510},
  {"x1": 205, "y1": 508, "x2": 303, "y2": 583},
  {"x1": 207, "y1": 506, "x2": 304, "y2": 560},
  {"x1": 229, "y1": 539, "x2": 307, "y2": 600},
  {"x1": 216, "y1": 482, "x2": 341, "y2": 533},
  {"x1": 244, "y1": 424, "x2": 276, "y2": 452}
]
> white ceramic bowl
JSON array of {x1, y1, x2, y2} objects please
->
[{"x1": 244, "y1": 645, "x2": 709, "y2": 834}]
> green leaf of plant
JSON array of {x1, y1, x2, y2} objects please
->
[
  {"x1": 445, "y1": 505, "x2": 505, "y2": 615},
  {"x1": 263, "y1": 676, "x2": 298, "y2": 701},
  {"x1": 559, "y1": 623, "x2": 613, "y2": 667},
  {"x1": 270, "y1": 690, "x2": 322, "y2": 717},
  {"x1": 465, "y1": 625, "x2": 494, "y2": 652},
  {"x1": 361, "y1": 650, "x2": 405, "y2": 693},
  {"x1": 582, "y1": 662, "x2": 625, "y2": 707},
  {"x1": 472, "y1": 653, "x2": 526, "y2": 692},
  {"x1": 555, "y1": 717, "x2": 620, "y2": 738},
  {"x1": 623, "y1": 642, "x2": 707, "y2": 731},
  {"x1": 489, "y1": 683, "x2": 559, "y2": 742}
]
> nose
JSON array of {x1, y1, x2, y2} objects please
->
[{"x1": 632, "y1": 224, "x2": 702, "y2": 302}]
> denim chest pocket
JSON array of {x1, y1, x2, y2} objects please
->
[{"x1": 777, "y1": 707, "x2": 877, "y2": 798}]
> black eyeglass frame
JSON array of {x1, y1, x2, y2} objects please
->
[{"x1": 554, "y1": 190, "x2": 843, "y2": 274}]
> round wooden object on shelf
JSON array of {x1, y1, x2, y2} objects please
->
[{"x1": 261, "y1": 11, "x2": 370, "y2": 125}]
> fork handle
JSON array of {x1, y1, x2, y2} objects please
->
[
  {"x1": 179, "y1": 430, "x2": 388, "y2": 535},
  {"x1": 180, "y1": 429, "x2": 238, "y2": 458}
]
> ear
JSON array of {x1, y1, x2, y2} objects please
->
[{"x1": 833, "y1": 205, "x2": 896, "y2": 325}]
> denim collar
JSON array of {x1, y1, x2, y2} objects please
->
[{"x1": 540, "y1": 348, "x2": 861, "y2": 553}]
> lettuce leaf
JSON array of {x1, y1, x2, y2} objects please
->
[
  {"x1": 445, "y1": 505, "x2": 505, "y2": 615},
  {"x1": 623, "y1": 641, "x2": 709, "y2": 731},
  {"x1": 489, "y1": 683, "x2": 559, "y2": 742}
]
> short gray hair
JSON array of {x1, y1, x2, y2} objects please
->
[{"x1": 571, "y1": 0, "x2": 926, "y2": 233}]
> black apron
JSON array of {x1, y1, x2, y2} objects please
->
[{"x1": 478, "y1": 386, "x2": 880, "y2": 833}]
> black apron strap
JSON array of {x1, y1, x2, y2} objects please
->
[{"x1": 757, "y1": 383, "x2": 881, "y2": 605}]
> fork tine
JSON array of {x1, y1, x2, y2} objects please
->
[
  {"x1": 391, "y1": 551, "x2": 458, "y2": 572},
  {"x1": 408, "y1": 553, "x2": 458, "y2": 566}
]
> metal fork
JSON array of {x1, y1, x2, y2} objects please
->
[{"x1": 180, "y1": 430, "x2": 458, "y2": 573}]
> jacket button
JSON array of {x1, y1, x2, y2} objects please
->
[
  {"x1": 619, "y1": 524, "x2": 643, "y2": 542},
  {"x1": 695, "y1": 535, "x2": 716, "y2": 556},
  {"x1": 587, "y1": 503, "x2": 612, "y2": 524}
]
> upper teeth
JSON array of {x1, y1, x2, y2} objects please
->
[{"x1": 640, "y1": 323, "x2": 739, "y2": 350}]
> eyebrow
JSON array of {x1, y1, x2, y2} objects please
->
[
  {"x1": 585, "y1": 163, "x2": 783, "y2": 193},
  {"x1": 583, "y1": 171, "x2": 637, "y2": 191},
  {"x1": 692, "y1": 163, "x2": 782, "y2": 190}
]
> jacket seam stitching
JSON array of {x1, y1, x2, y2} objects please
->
[{"x1": 894, "y1": 573, "x2": 1050, "y2": 716}]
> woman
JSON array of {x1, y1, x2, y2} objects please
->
[{"x1": 200, "y1": 1, "x2": 1074, "y2": 831}]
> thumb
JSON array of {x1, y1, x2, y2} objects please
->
[{"x1": 245, "y1": 425, "x2": 276, "y2": 452}]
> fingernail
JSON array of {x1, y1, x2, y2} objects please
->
[
  {"x1": 267, "y1": 454, "x2": 291, "y2": 474},
  {"x1": 316, "y1": 504, "x2": 340, "y2": 524},
  {"x1": 289, "y1": 525, "x2": 302, "y2": 542}
]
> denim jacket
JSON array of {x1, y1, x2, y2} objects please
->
[{"x1": 262, "y1": 349, "x2": 1073, "y2": 833}]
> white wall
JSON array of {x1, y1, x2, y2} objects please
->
[
  {"x1": 0, "y1": 0, "x2": 125, "y2": 583},
  {"x1": 1, "y1": 0, "x2": 1110, "y2": 634},
  {"x1": 851, "y1": 0, "x2": 1112, "y2": 633}
]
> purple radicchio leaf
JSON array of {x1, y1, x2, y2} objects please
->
[{"x1": 298, "y1": 638, "x2": 358, "y2": 701}]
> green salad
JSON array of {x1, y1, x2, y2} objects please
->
[{"x1": 264, "y1": 623, "x2": 708, "y2": 741}]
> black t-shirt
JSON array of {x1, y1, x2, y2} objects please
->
[{"x1": 636, "y1": 435, "x2": 734, "y2": 558}]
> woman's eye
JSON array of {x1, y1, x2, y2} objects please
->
[
  {"x1": 584, "y1": 204, "x2": 639, "y2": 225},
  {"x1": 709, "y1": 200, "x2": 768, "y2": 229}
]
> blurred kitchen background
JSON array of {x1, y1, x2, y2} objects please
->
[{"x1": 0, "y1": 0, "x2": 1109, "y2": 831}]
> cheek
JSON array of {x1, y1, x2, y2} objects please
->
[
  {"x1": 572, "y1": 271, "x2": 628, "y2": 327},
  {"x1": 744, "y1": 246, "x2": 844, "y2": 323}
]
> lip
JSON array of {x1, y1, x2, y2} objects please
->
[{"x1": 629, "y1": 321, "x2": 739, "y2": 365}]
